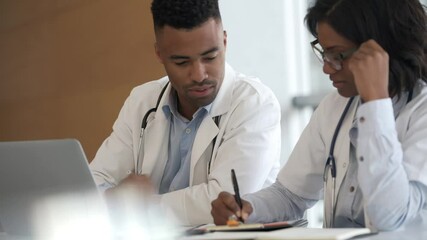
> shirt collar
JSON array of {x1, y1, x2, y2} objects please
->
[
  {"x1": 391, "y1": 90, "x2": 412, "y2": 119},
  {"x1": 162, "y1": 88, "x2": 213, "y2": 122}
]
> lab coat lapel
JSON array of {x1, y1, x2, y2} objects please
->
[
  {"x1": 139, "y1": 87, "x2": 171, "y2": 190},
  {"x1": 190, "y1": 118, "x2": 219, "y2": 183},
  {"x1": 189, "y1": 63, "x2": 235, "y2": 184},
  {"x1": 334, "y1": 97, "x2": 359, "y2": 200}
]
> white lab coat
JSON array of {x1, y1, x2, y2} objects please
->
[
  {"x1": 90, "y1": 64, "x2": 281, "y2": 225},
  {"x1": 277, "y1": 80, "x2": 427, "y2": 229},
  {"x1": 277, "y1": 92, "x2": 357, "y2": 201}
]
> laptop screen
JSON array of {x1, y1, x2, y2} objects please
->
[{"x1": 0, "y1": 139, "x2": 109, "y2": 237}]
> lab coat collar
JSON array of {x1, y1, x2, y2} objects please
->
[
  {"x1": 188, "y1": 63, "x2": 238, "y2": 182},
  {"x1": 139, "y1": 80, "x2": 171, "y2": 190},
  {"x1": 145, "y1": 63, "x2": 237, "y2": 185},
  {"x1": 155, "y1": 62, "x2": 236, "y2": 119},
  {"x1": 209, "y1": 63, "x2": 236, "y2": 117}
]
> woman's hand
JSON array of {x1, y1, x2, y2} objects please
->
[
  {"x1": 211, "y1": 191, "x2": 253, "y2": 225},
  {"x1": 348, "y1": 39, "x2": 390, "y2": 102}
]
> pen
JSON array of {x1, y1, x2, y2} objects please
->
[{"x1": 231, "y1": 169, "x2": 244, "y2": 222}]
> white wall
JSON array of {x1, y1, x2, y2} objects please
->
[
  {"x1": 219, "y1": 0, "x2": 313, "y2": 164},
  {"x1": 219, "y1": 0, "x2": 325, "y2": 228}
]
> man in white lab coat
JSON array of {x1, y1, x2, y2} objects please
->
[{"x1": 90, "y1": 0, "x2": 281, "y2": 226}]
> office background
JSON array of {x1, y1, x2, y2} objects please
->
[
  {"x1": 1, "y1": 0, "x2": 426, "y2": 228},
  {"x1": 0, "y1": 0, "x2": 164, "y2": 160},
  {"x1": 2, "y1": 0, "x2": 426, "y2": 160},
  {"x1": 0, "y1": 0, "x2": 319, "y2": 162}
]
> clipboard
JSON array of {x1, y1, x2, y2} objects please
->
[{"x1": 186, "y1": 219, "x2": 308, "y2": 235}]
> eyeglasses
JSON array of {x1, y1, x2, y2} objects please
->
[{"x1": 310, "y1": 39, "x2": 356, "y2": 71}]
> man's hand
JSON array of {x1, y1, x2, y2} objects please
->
[
  {"x1": 110, "y1": 174, "x2": 154, "y2": 194},
  {"x1": 104, "y1": 175, "x2": 161, "y2": 231},
  {"x1": 104, "y1": 174, "x2": 156, "y2": 211},
  {"x1": 211, "y1": 191, "x2": 253, "y2": 225},
  {"x1": 348, "y1": 39, "x2": 390, "y2": 102}
]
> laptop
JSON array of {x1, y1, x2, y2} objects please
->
[{"x1": 0, "y1": 139, "x2": 110, "y2": 238}]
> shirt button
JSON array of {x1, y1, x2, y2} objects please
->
[
  {"x1": 350, "y1": 186, "x2": 355, "y2": 192},
  {"x1": 343, "y1": 162, "x2": 347, "y2": 168},
  {"x1": 360, "y1": 116, "x2": 365, "y2": 123},
  {"x1": 359, "y1": 156, "x2": 364, "y2": 162},
  {"x1": 185, "y1": 128, "x2": 191, "y2": 134}
]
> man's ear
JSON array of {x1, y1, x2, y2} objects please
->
[
  {"x1": 223, "y1": 30, "x2": 228, "y2": 49},
  {"x1": 154, "y1": 42, "x2": 163, "y2": 63}
]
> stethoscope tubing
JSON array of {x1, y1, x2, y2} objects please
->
[
  {"x1": 324, "y1": 96, "x2": 354, "y2": 228},
  {"x1": 133, "y1": 81, "x2": 221, "y2": 175},
  {"x1": 135, "y1": 82, "x2": 170, "y2": 175}
]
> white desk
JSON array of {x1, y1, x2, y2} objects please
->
[
  {"x1": 2, "y1": 213, "x2": 427, "y2": 240},
  {"x1": 358, "y1": 213, "x2": 427, "y2": 240},
  {"x1": 180, "y1": 213, "x2": 427, "y2": 240}
]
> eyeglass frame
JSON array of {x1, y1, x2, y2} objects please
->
[{"x1": 310, "y1": 39, "x2": 357, "y2": 71}]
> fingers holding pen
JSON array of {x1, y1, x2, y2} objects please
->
[
  {"x1": 232, "y1": 198, "x2": 252, "y2": 224},
  {"x1": 211, "y1": 191, "x2": 253, "y2": 225},
  {"x1": 211, "y1": 192, "x2": 237, "y2": 225},
  {"x1": 240, "y1": 200, "x2": 253, "y2": 221}
]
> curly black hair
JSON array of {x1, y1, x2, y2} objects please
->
[
  {"x1": 305, "y1": 0, "x2": 427, "y2": 97},
  {"x1": 151, "y1": 0, "x2": 221, "y2": 32}
]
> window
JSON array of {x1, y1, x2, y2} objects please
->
[{"x1": 220, "y1": 0, "x2": 323, "y2": 227}]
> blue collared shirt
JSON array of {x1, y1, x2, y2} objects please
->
[{"x1": 159, "y1": 91, "x2": 211, "y2": 194}]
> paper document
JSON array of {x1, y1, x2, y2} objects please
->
[
  {"x1": 263, "y1": 227, "x2": 373, "y2": 240},
  {"x1": 181, "y1": 227, "x2": 372, "y2": 240},
  {"x1": 202, "y1": 219, "x2": 307, "y2": 232}
]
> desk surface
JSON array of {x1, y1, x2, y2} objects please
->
[
  {"x1": 2, "y1": 213, "x2": 427, "y2": 240},
  {"x1": 180, "y1": 212, "x2": 427, "y2": 240},
  {"x1": 360, "y1": 214, "x2": 427, "y2": 240}
]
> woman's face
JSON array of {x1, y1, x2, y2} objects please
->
[{"x1": 316, "y1": 22, "x2": 359, "y2": 97}]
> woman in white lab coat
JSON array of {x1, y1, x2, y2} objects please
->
[{"x1": 211, "y1": 0, "x2": 427, "y2": 231}]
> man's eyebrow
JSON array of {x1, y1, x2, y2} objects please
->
[
  {"x1": 201, "y1": 47, "x2": 219, "y2": 56},
  {"x1": 170, "y1": 55, "x2": 189, "y2": 60},
  {"x1": 169, "y1": 47, "x2": 219, "y2": 60}
]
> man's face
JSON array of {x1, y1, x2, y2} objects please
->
[{"x1": 155, "y1": 18, "x2": 227, "y2": 118}]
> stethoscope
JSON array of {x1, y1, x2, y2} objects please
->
[
  {"x1": 323, "y1": 96, "x2": 354, "y2": 228},
  {"x1": 134, "y1": 82, "x2": 170, "y2": 174},
  {"x1": 323, "y1": 90, "x2": 413, "y2": 228},
  {"x1": 134, "y1": 81, "x2": 220, "y2": 175}
]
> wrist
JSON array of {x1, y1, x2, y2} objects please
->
[{"x1": 360, "y1": 91, "x2": 389, "y2": 103}]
